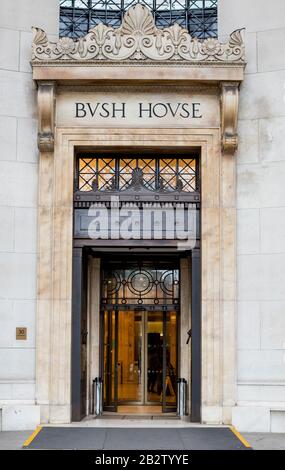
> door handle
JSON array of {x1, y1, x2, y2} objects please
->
[{"x1": 186, "y1": 329, "x2": 192, "y2": 345}]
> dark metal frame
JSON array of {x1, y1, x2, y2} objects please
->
[
  {"x1": 101, "y1": 308, "x2": 119, "y2": 411},
  {"x1": 162, "y1": 309, "x2": 179, "y2": 413},
  {"x1": 190, "y1": 248, "x2": 201, "y2": 422},
  {"x1": 60, "y1": 0, "x2": 218, "y2": 39},
  {"x1": 71, "y1": 246, "x2": 89, "y2": 421}
]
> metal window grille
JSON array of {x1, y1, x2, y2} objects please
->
[
  {"x1": 77, "y1": 156, "x2": 198, "y2": 192},
  {"x1": 60, "y1": 1, "x2": 218, "y2": 39}
]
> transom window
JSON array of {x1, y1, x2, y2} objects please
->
[
  {"x1": 77, "y1": 156, "x2": 198, "y2": 192},
  {"x1": 60, "y1": 1, "x2": 218, "y2": 39},
  {"x1": 101, "y1": 262, "x2": 179, "y2": 306}
]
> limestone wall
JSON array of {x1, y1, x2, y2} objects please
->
[
  {"x1": 0, "y1": 0, "x2": 59, "y2": 430},
  {"x1": 219, "y1": 0, "x2": 285, "y2": 432}
]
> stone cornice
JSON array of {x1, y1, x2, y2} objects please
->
[{"x1": 31, "y1": 4, "x2": 245, "y2": 65}]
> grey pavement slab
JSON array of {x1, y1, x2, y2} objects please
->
[
  {"x1": 0, "y1": 431, "x2": 32, "y2": 450},
  {"x1": 244, "y1": 433, "x2": 285, "y2": 450}
]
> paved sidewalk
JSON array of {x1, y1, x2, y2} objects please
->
[
  {"x1": 244, "y1": 433, "x2": 285, "y2": 450},
  {"x1": 0, "y1": 431, "x2": 32, "y2": 450}
]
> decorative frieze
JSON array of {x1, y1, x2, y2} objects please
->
[{"x1": 32, "y1": 4, "x2": 244, "y2": 64}]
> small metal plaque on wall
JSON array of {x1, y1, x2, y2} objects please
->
[{"x1": 16, "y1": 327, "x2": 27, "y2": 340}]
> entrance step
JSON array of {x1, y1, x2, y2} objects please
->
[{"x1": 94, "y1": 414, "x2": 180, "y2": 420}]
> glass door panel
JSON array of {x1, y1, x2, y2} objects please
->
[
  {"x1": 118, "y1": 310, "x2": 143, "y2": 403},
  {"x1": 103, "y1": 310, "x2": 118, "y2": 411},
  {"x1": 162, "y1": 311, "x2": 177, "y2": 412},
  {"x1": 103, "y1": 308, "x2": 178, "y2": 411},
  {"x1": 147, "y1": 311, "x2": 163, "y2": 403}
]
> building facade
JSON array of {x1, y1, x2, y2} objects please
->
[{"x1": 0, "y1": 0, "x2": 284, "y2": 433}]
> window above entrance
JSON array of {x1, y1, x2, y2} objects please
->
[
  {"x1": 101, "y1": 260, "x2": 180, "y2": 307},
  {"x1": 77, "y1": 156, "x2": 198, "y2": 193},
  {"x1": 59, "y1": 0, "x2": 218, "y2": 40}
]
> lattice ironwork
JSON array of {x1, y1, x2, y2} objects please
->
[
  {"x1": 60, "y1": 1, "x2": 218, "y2": 39},
  {"x1": 102, "y1": 265, "x2": 179, "y2": 305},
  {"x1": 77, "y1": 156, "x2": 198, "y2": 192}
]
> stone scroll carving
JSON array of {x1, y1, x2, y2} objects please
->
[
  {"x1": 32, "y1": 4, "x2": 245, "y2": 63},
  {"x1": 221, "y1": 83, "x2": 239, "y2": 154},
  {"x1": 37, "y1": 82, "x2": 55, "y2": 152}
]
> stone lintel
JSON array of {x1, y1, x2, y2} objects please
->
[{"x1": 32, "y1": 63, "x2": 245, "y2": 84}]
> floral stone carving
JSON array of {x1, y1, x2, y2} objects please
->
[{"x1": 32, "y1": 4, "x2": 245, "y2": 63}]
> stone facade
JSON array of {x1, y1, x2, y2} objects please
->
[
  {"x1": 0, "y1": 0, "x2": 59, "y2": 431},
  {"x1": 219, "y1": 0, "x2": 285, "y2": 432},
  {"x1": 30, "y1": 3, "x2": 244, "y2": 428}
]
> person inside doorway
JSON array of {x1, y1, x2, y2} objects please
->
[{"x1": 165, "y1": 350, "x2": 176, "y2": 397}]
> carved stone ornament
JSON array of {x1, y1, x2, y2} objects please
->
[
  {"x1": 37, "y1": 82, "x2": 55, "y2": 152},
  {"x1": 221, "y1": 82, "x2": 239, "y2": 154},
  {"x1": 31, "y1": 4, "x2": 245, "y2": 64}
]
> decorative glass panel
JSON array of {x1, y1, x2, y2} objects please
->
[
  {"x1": 102, "y1": 266, "x2": 180, "y2": 305},
  {"x1": 78, "y1": 158, "x2": 96, "y2": 191},
  {"x1": 60, "y1": 0, "x2": 218, "y2": 39},
  {"x1": 119, "y1": 158, "x2": 156, "y2": 191},
  {"x1": 77, "y1": 156, "x2": 198, "y2": 192}
]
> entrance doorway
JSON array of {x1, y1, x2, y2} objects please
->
[
  {"x1": 100, "y1": 258, "x2": 179, "y2": 413},
  {"x1": 71, "y1": 149, "x2": 201, "y2": 421}
]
